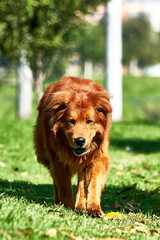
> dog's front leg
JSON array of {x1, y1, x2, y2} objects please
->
[
  {"x1": 50, "y1": 160, "x2": 74, "y2": 210},
  {"x1": 85, "y1": 158, "x2": 109, "y2": 217},
  {"x1": 75, "y1": 170, "x2": 86, "y2": 212}
]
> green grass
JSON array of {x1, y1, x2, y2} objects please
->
[
  {"x1": 0, "y1": 75, "x2": 160, "y2": 239},
  {"x1": 0, "y1": 119, "x2": 159, "y2": 239},
  {"x1": 123, "y1": 75, "x2": 160, "y2": 122}
]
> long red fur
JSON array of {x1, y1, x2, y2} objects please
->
[{"x1": 34, "y1": 76, "x2": 112, "y2": 217}]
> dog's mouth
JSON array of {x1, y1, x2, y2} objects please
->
[{"x1": 72, "y1": 147, "x2": 86, "y2": 156}]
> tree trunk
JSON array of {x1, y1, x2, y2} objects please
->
[
  {"x1": 17, "y1": 51, "x2": 33, "y2": 119},
  {"x1": 35, "y1": 52, "x2": 45, "y2": 102},
  {"x1": 105, "y1": 0, "x2": 122, "y2": 121},
  {"x1": 84, "y1": 60, "x2": 93, "y2": 79}
]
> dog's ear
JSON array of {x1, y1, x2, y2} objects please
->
[
  {"x1": 47, "y1": 91, "x2": 70, "y2": 135},
  {"x1": 54, "y1": 104, "x2": 67, "y2": 113},
  {"x1": 52, "y1": 103, "x2": 68, "y2": 122},
  {"x1": 47, "y1": 91, "x2": 70, "y2": 108},
  {"x1": 96, "y1": 102, "x2": 112, "y2": 118},
  {"x1": 94, "y1": 90, "x2": 112, "y2": 117},
  {"x1": 92, "y1": 91, "x2": 112, "y2": 133},
  {"x1": 48, "y1": 91, "x2": 74, "y2": 124},
  {"x1": 96, "y1": 108, "x2": 107, "y2": 117}
]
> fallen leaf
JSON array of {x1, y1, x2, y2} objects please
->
[
  {"x1": 116, "y1": 171, "x2": 123, "y2": 176},
  {"x1": 0, "y1": 161, "x2": 6, "y2": 167},
  {"x1": 45, "y1": 228, "x2": 57, "y2": 237},
  {"x1": 48, "y1": 215, "x2": 55, "y2": 219},
  {"x1": 113, "y1": 165, "x2": 123, "y2": 170},
  {"x1": 128, "y1": 212, "x2": 135, "y2": 217},
  {"x1": 99, "y1": 238, "x2": 127, "y2": 240},
  {"x1": 125, "y1": 145, "x2": 133, "y2": 151},
  {"x1": 17, "y1": 232, "x2": 22, "y2": 237},
  {"x1": 115, "y1": 201, "x2": 123, "y2": 209},
  {"x1": 24, "y1": 230, "x2": 32, "y2": 236},
  {"x1": 3, "y1": 231, "x2": 10, "y2": 238},
  {"x1": 131, "y1": 169, "x2": 138, "y2": 173},
  {"x1": 103, "y1": 212, "x2": 127, "y2": 220},
  {"x1": 61, "y1": 231, "x2": 82, "y2": 240},
  {"x1": 47, "y1": 209, "x2": 55, "y2": 213},
  {"x1": 132, "y1": 173, "x2": 145, "y2": 178},
  {"x1": 21, "y1": 172, "x2": 28, "y2": 177},
  {"x1": 149, "y1": 229, "x2": 159, "y2": 235},
  {"x1": 130, "y1": 226, "x2": 148, "y2": 234},
  {"x1": 136, "y1": 213, "x2": 146, "y2": 218},
  {"x1": 116, "y1": 229, "x2": 128, "y2": 234},
  {"x1": 130, "y1": 222, "x2": 148, "y2": 234},
  {"x1": 60, "y1": 227, "x2": 75, "y2": 232},
  {"x1": 134, "y1": 222, "x2": 145, "y2": 226}
]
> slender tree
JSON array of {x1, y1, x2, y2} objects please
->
[{"x1": 106, "y1": 0, "x2": 122, "y2": 121}]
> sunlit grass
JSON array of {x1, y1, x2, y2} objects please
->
[
  {"x1": 0, "y1": 119, "x2": 159, "y2": 239},
  {"x1": 123, "y1": 75, "x2": 160, "y2": 122},
  {"x1": 0, "y1": 75, "x2": 159, "y2": 239}
]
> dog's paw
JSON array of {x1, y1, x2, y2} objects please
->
[
  {"x1": 75, "y1": 204, "x2": 86, "y2": 213},
  {"x1": 87, "y1": 204, "x2": 103, "y2": 218}
]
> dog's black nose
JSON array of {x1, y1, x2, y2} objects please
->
[{"x1": 75, "y1": 137, "x2": 85, "y2": 147}]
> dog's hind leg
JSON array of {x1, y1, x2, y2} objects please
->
[{"x1": 85, "y1": 157, "x2": 109, "y2": 217}]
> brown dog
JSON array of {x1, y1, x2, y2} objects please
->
[{"x1": 34, "y1": 76, "x2": 112, "y2": 217}]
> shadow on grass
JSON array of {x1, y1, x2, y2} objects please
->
[
  {"x1": 0, "y1": 179, "x2": 159, "y2": 216},
  {"x1": 110, "y1": 138, "x2": 160, "y2": 154}
]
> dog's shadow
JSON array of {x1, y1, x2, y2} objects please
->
[{"x1": 0, "y1": 179, "x2": 159, "y2": 215}]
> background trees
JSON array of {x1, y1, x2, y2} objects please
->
[
  {"x1": 0, "y1": 0, "x2": 107, "y2": 100},
  {"x1": 1, "y1": 1, "x2": 160, "y2": 119},
  {"x1": 123, "y1": 14, "x2": 159, "y2": 68},
  {"x1": 0, "y1": 0, "x2": 108, "y2": 118},
  {"x1": 78, "y1": 22, "x2": 105, "y2": 65}
]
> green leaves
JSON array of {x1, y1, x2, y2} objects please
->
[
  {"x1": 123, "y1": 13, "x2": 159, "y2": 67},
  {"x1": 0, "y1": 0, "x2": 107, "y2": 62}
]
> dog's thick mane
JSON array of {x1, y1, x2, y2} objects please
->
[{"x1": 38, "y1": 76, "x2": 112, "y2": 114}]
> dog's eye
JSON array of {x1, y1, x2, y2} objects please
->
[
  {"x1": 86, "y1": 120, "x2": 93, "y2": 125},
  {"x1": 69, "y1": 119, "x2": 75, "y2": 125}
]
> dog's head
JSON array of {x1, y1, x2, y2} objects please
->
[{"x1": 43, "y1": 89, "x2": 112, "y2": 157}]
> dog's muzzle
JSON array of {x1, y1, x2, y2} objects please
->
[
  {"x1": 72, "y1": 137, "x2": 86, "y2": 156},
  {"x1": 72, "y1": 147, "x2": 86, "y2": 156}
]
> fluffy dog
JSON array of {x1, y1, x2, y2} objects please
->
[{"x1": 34, "y1": 76, "x2": 112, "y2": 217}]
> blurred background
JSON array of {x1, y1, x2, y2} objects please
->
[{"x1": 0, "y1": 0, "x2": 160, "y2": 122}]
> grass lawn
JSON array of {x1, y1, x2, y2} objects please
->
[
  {"x1": 0, "y1": 119, "x2": 159, "y2": 240},
  {"x1": 123, "y1": 75, "x2": 160, "y2": 122},
  {"x1": 0, "y1": 75, "x2": 160, "y2": 239}
]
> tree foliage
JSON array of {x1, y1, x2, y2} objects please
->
[
  {"x1": 77, "y1": 21, "x2": 105, "y2": 65},
  {"x1": 0, "y1": 0, "x2": 108, "y2": 99},
  {"x1": 0, "y1": 0, "x2": 107, "y2": 67},
  {"x1": 123, "y1": 13, "x2": 159, "y2": 67}
]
